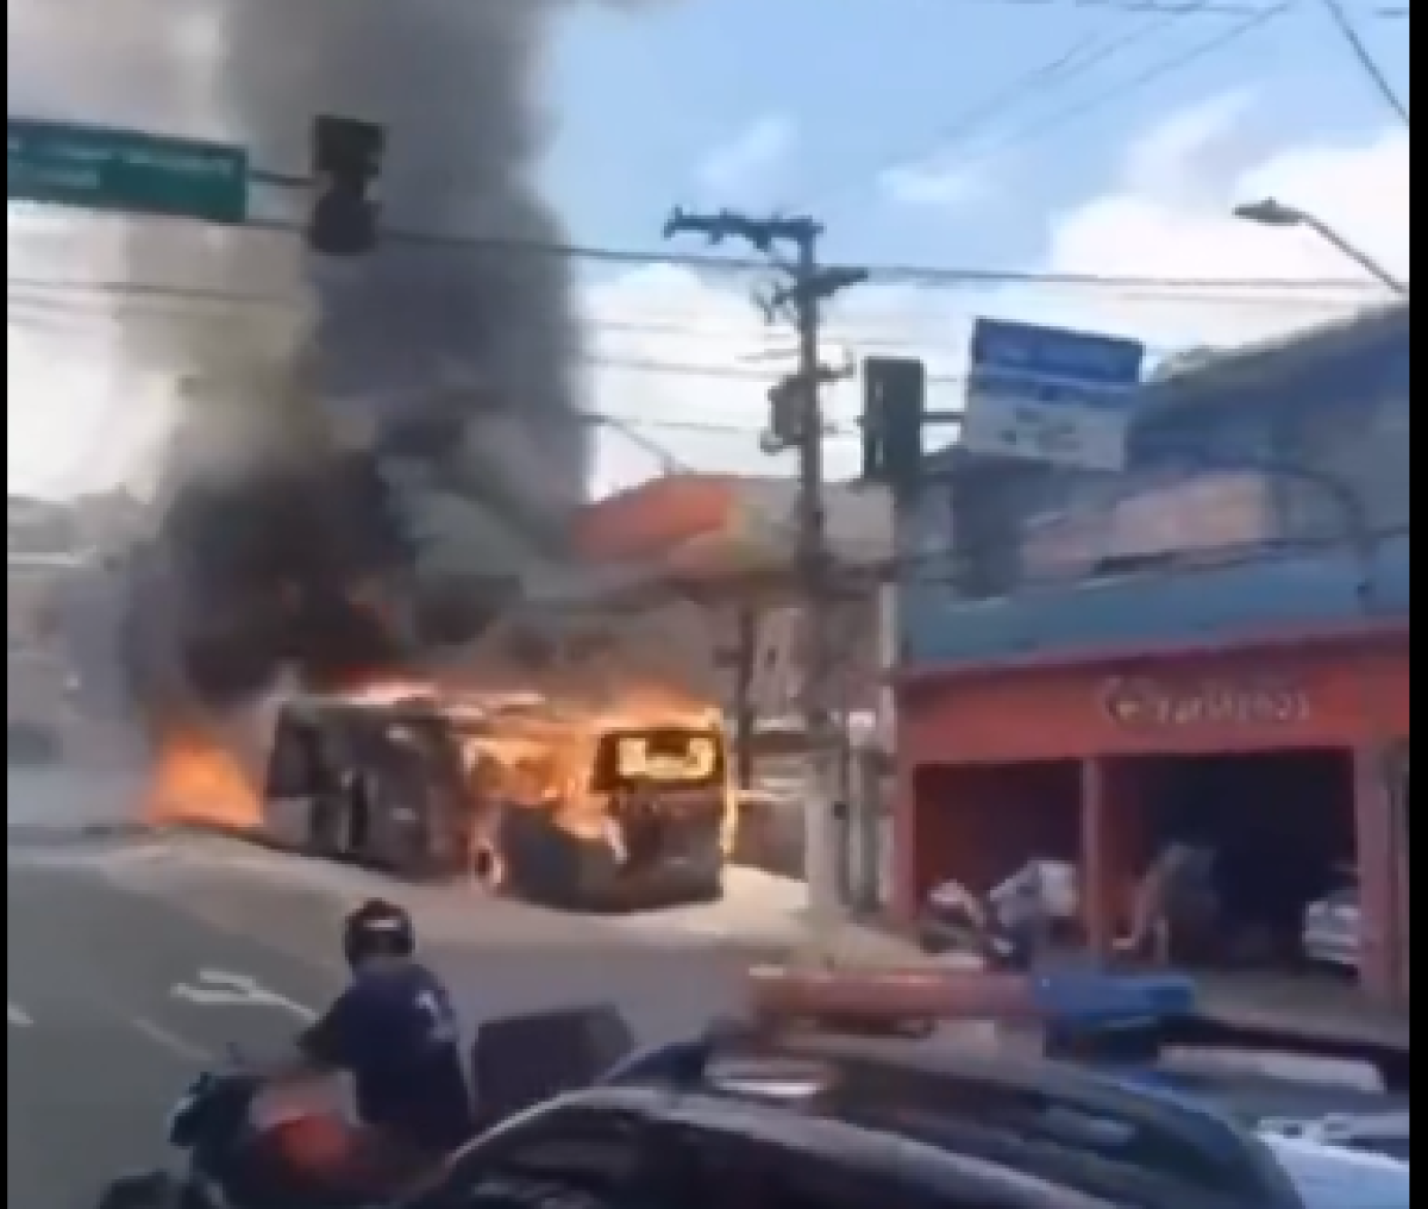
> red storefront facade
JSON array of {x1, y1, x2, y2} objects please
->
[{"x1": 893, "y1": 623, "x2": 1409, "y2": 1001}]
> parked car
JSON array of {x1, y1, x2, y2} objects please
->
[{"x1": 1302, "y1": 870, "x2": 1361, "y2": 971}]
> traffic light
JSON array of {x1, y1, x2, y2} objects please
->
[
  {"x1": 308, "y1": 115, "x2": 383, "y2": 256},
  {"x1": 765, "y1": 375, "x2": 807, "y2": 450},
  {"x1": 861, "y1": 356, "x2": 926, "y2": 492}
]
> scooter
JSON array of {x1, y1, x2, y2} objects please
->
[
  {"x1": 95, "y1": 1055, "x2": 376, "y2": 1209},
  {"x1": 916, "y1": 878, "x2": 1034, "y2": 971}
]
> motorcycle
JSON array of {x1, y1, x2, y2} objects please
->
[
  {"x1": 96, "y1": 1055, "x2": 375, "y2": 1209},
  {"x1": 916, "y1": 888, "x2": 1025, "y2": 970},
  {"x1": 96, "y1": 1008, "x2": 637, "y2": 1209}
]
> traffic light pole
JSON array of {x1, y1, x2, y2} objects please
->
[{"x1": 665, "y1": 209, "x2": 865, "y2": 963}]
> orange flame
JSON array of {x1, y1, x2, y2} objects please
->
[{"x1": 144, "y1": 728, "x2": 261, "y2": 831}]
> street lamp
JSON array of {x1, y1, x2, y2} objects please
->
[
  {"x1": 584, "y1": 413, "x2": 682, "y2": 476},
  {"x1": 1233, "y1": 198, "x2": 1408, "y2": 297}
]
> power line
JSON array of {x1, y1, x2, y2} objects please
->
[
  {"x1": 1314, "y1": 0, "x2": 1410, "y2": 125},
  {"x1": 6, "y1": 276, "x2": 1375, "y2": 354},
  {"x1": 2, "y1": 301, "x2": 1370, "y2": 405},
  {"x1": 945, "y1": 4, "x2": 1288, "y2": 168},
  {"x1": 4, "y1": 224, "x2": 1394, "y2": 294},
  {"x1": 809, "y1": 16, "x2": 1193, "y2": 214},
  {"x1": 796, "y1": 0, "x2": 1398, "y2": 219}
]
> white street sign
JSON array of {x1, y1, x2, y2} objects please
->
[
  {"x1": 960, "y1": 395, "x2": 1130, "y2": 471},
  {"x1": 963, "y1": 318, "x2": 1145, "y2": 472}
]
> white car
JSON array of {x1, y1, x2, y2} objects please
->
[
  {"x1": 1262, "y1": 1111, "x2": 1410, "y2": 1164},
  {"x1": 1302, "y1": 877, "x2": 1361, "y2": 970},
  {"x1": 1263, "y1": 1131, "x2": 1409, "y2": 1207}
]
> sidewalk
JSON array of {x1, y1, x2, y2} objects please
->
[{"x1": 608, "y1": 866, "x2": 956, "y2": 968}]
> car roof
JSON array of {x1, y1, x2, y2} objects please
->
[
  {"x1": 588, "y1": 1032, "x2": 1293, "y2": 1207},
  {"x1": 546, "y1": 1085, "x2": 1123, "y2": 1207}
]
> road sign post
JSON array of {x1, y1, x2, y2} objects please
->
[
  {"x1": 961, "y1": 318, "x2": 1146, "y2": 471},
  {"x1": 7, "y1": 119, "x2": 249, "y2": 224}
]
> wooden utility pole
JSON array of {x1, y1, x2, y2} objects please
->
[{"x1": 665, "y1": 208, "x2": 866, "y2": 960}]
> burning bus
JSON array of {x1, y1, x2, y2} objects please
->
[
  {"x1": 125, "y1": 434, "x2": 738, "y2": 912},
  {"x1": 257, "y1": 686, "x2": 736, "y2": 910}
]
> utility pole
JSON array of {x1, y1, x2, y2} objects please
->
[{"x1": 665, "y1": 208, "x2": 867, "y2": 963}]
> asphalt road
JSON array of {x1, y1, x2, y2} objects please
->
[
  {"x1": 6, "y1": 830, "x2": 775, "y2": 1208},
  {"x1": 8, "y1": 854, "x2": 336, "y2": 1207},
  {"x1": 13, "y1": 768, "x2": 1399, "y2": 1207}
]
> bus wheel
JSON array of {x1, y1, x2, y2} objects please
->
[{"x1": 468, "y1": 841, "x2": 504, "y2": 894}]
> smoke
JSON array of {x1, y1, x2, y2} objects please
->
[{"x1": 10, "y1": 0, "x2": 667, "y2": 713}]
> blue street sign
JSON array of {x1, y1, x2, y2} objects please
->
[{"x1": 963, "y1": 317, "x2": 1145, "y2": 470}]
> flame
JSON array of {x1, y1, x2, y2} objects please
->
[
  {"x1": 135, "y1": 631, "x2": 724, "y2": 841},
  {"x1": 144, "y1": 727, "x2": 262, "y2": 831}
]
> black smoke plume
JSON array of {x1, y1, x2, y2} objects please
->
[{"x1": 11, "y1": 0, "x2": 664, "y2": 714}]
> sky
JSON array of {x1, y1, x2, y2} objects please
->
[{"x1": 6, "y1": 0, "x2": 1411, "y2": 500}]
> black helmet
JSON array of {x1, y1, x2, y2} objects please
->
[{"x1": 342, "y1": 898, "x2": 415, "y2": 969}]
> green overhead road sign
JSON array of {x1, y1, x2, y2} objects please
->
[{"x1": 7, "y1": 119, "x2": 249, "y2": 224}]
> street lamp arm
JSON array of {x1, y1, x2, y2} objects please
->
[
  {"x1": 1235, "y1": 198, "x2": 1407, "y2": 297},
  {"x1": 1296, "y1": 214, "x2": 1409, "y2": 298},
  {"x1": 586, "y1": 414, "x2": 681, "y2": 476}
]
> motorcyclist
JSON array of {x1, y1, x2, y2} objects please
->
[{"x1": 266, "y1": 898, "x2": 475, "y2": 1194}]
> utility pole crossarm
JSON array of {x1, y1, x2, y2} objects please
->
[
  {"x1": 665, "y1": 205, "x2": 866, "y2": 965},
  {"x1": 663, "y1": 207, "x2": 821, "y2": 253}
]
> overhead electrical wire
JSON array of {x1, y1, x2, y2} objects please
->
[
  {"x1": 1313, "y1": 0, "x2": 1410, "y2": 124},
  {"x1": 791, "y1": 0, "x2": 1394, "y2": 220},
  {"x1": 6, "y1": 179, "x2": 1396, "y2": 296},
  {"x1": 940, "y1": 4, "x2": 1289, "y2": 169},
  {"x1": 4, "y1": 252, "x2": 1391, "y2": 297},
  {"x1": 790, "y1": 0, "x2": 1400, "y2": 235},
  {"x1": 805, "y1": 15, "x2": 1196, "y2": 216},
  {"x1": 3, "y1": 294, "x2": 1376, "y2": 402}
]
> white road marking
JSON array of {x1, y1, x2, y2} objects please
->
[
  {"x1": 131, "y1": 1016, "x2": 213, "y2": 1062},
  {"x1": 170, "y1": 968, "x2": 317, "y2": 1021},
  {"x1": 8, "y1": 1001, "x2": 34, "y2": 1026}
]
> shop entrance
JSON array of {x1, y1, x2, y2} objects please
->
[
  {"x1": 1122, "y1": 749, "x2": 1356, "y2": 971},
  {"x1": 910, "y1": 760, "x2": 1082, "y2": 907}
]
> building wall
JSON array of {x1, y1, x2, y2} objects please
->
[
  {"x1": 573, "y1": 474, "x2": 891, "y2": 719},
  {"x1": 893, "y1": 631, "x2": 1409, "y2": 998},
  {"x1": 898, "y1": 309, "x2": 1409, "y2": 666},
  {"x1": 898, "y1": 633, "x2": 1408, "y2": 765}
]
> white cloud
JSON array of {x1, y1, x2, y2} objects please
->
[
  {"x1": 879, "y1": 160, "x2": 985, "y2": 208},
  {"x1": 1121, "y1": 88, "x2": 1256, "y2": 200},
  {"x1": 695, "y1": 114, "x2": 797, "y2": 196},
  {"x1": 585, "y1": 101, "x2": 1408, "y2": 492}
]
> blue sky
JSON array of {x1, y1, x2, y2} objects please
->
[
  {"x1": 6, "y1": 0, "x2": 1408, "y2": 498},
  {"x1": 545, "y1": 0, "x2": 1406, "y2": 266},
  {"x1": 535, "y1": 0, "x2": 1407, "y2": 488}
]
